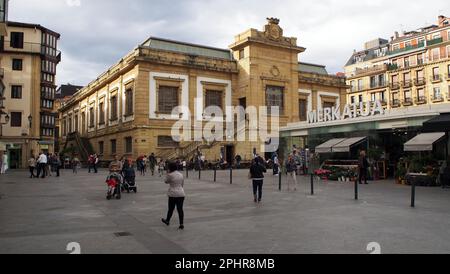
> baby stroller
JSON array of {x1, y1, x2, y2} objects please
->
[
  {"x1": 122, "y1": 164, "x2": 137, "y2": 193},
  {"x1": 106, "y1": 173, "x2": 123, "y2": 200}
]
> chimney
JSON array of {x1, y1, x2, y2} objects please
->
[
  {"x1": 394, "y1": 31, "x2": 399, "y2": 39},
  {"x1": 438, "y1": 15, "x2": 446, "y2": 27}
]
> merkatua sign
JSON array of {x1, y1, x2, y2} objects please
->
[{"x1": 307, "y1": 101, "x2": 385, "y2": 124}]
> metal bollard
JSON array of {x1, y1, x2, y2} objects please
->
[
  {"x1": 355, "y1": 179, "x2": 359, "y2": 200},
  {"x1": 214, "y1": 167, "x2": 217, "y2": 182},
  {"x1": 310, "y1": 174, "x2": 314, "y2": 196},
  {"x1": 279, "y1": 171, "x2": 282, "y2": 191},
  {"x1": 411, "y1": 180, "x2": 416, "y2": 208},
  {"x1": 230, "y1": 166, "x2": 233, "y2": 185},
  {"x1": 186, "y1": 167, "x2": 189, "y2": 179},
  {"x1": 199, "y1": 168, "x2": 201, "y2": 180}
]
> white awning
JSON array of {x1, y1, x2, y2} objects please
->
[
  {"x1": 404, "y1": 132, "x2": 446, "y2": 152},
  {"x1": 315, "y1": 138, "x2": 347, "y2": 153},
  {"x1": 332, "y1": 137, "x2": 367, "y2": 153}
]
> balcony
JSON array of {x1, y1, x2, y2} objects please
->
[
  {"x1": 389, "y1": 41, "x2": 425, "y2": 56},
  {"x1": 369, "y1": 82, "x2": 387, "y2": 89},
  {"x1": 415, "y1": 96, "x2": 427, "y2": 105},
  {"x1": 1, "y1": 41, "x2": 41, "y2": 54},
  {"x1": 387, "y1": 64, "x2": 399, "y2": 71},
  {"x1": 390, "y1": 82, "x2": 400, "y2": 90},
  {"x1": 391, "y1": 99, "x2": 401, "y2": 108},
  {"x1": 432, "y1": 95, "x2": 444, "y2": 103},
  {"x1": 403, "y1": 98, "x2": 413, "y2": 106},
  {"x1": 414, "y1": 77, "x2": 426, "y2": 86},
  {"x1": 427, "y1": 37, "x2": 443, "y2": 46},
  {"x1": 402, "y1": 80, "x2": 412, "y2": 88},
  {"x1": 431, "y1": 75, "x2": 442, "y2": 83},
  {"x1": 353, "y1": 64, "x2": 387, "y2": 77}
]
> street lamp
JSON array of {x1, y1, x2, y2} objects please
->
[{"x1": 28, "y1": 115, "x2": 32, "y2": 128}]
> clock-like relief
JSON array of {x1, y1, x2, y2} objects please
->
[
  {"x1": 270, "y1": 66, "x2": 281, "y2": 77},
  {"x1": 269, "y1": 25, "x2": 281, "y2": 40}
]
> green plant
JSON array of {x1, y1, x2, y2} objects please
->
[{"x1": 368, "y1": 147, "x2": 383, "y2": 161}]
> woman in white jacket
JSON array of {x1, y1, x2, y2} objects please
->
[
  {"x1": 1, "y1": 152, "x2": 8, "y2": 174},
  {"x1": 161, "y1": 162, "x2": 186, "y2": 230}
]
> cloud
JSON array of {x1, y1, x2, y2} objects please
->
[{"x1": 7, "y1": 0, "x2": 450, "y2": 86}]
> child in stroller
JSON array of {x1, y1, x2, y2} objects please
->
[
  {"x1": 122, "y1": 159, "x2": 137, "y2": 193},
  {"x1": 106, "y1": 172, "x2": 122, "y2": 200}
]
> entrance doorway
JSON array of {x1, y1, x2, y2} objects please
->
[
  {"x1": 8, "y1": 148, "x2": 22, "y2": 169},
  {"x1": 225, "y1": 145, "x2": 235, "y2": 165}
]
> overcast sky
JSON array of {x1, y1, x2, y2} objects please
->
[{"x1": 7, "y1": 0, "x2": 450, "y2": 87}]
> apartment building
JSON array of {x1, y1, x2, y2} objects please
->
[
  {"x1": 0, "y1": 21, "x2": 60, "y2": 168},
  {"x1": 345, "y1": 15, "x2": 450, "y2": 109}
]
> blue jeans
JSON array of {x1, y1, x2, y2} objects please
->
[{"x1": 253, "y1": 180, "x2": 264, "y2": 201}]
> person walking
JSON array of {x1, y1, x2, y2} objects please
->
[
  {"x1": 272, "y1": 152, "x2": 280, "y2": 176},
  {"x1": 72, "y1": 156, "x2": 80, "y2": 174},
  {"x1": 93, "y1": 154, "x2": 99, "y2": 173},
  {"x1": 88, "y1": 155, "x2": 94, "y2": 173},
  {"x1": 249, "y1": 157, "x2": 267, "y2": 203},
  {"x1": 52, "y1": 153, "x2": 61, "y2": 177},
  {"x1": 149, "y1": 153, "x2": 157, "y2": 176},
  {"x1": 36, "y1": 152, "x2": 47, "y2": 178},
  {"x1": 1, "y1": 151, "x2": 8, "y2": 174},
  {"x1": 235, "y1": 154, "x2": 242, "y2": 169},
  {"x1": 358, "y1": 150, "x2": 369, "y2": 185},
  {"x1": 158, "y1": 159, "x2": 165, "y2": 177},
  {"x1": 161, "y1": 162, "x2": 186, "y2": 230},
  {"x1": 286, "y1": 156, "x2": 298, "y2": 191},
  {"x1": 28, "y1": 156, "x2": 36, "y2": 178}
]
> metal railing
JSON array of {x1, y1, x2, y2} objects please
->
[
  {"x1": 389, "y1": 41, "x2": 425, "y2": 55},
  {"x1": 427, "y1": 37, "x2": 443, "y2": 46},
  {"x1": 431, "y1": 75, "x2": 442, "y2": 82},
  {"x1": 1, "y1": 41, "x2": 61, "y2": 59},
  {"x1": 414, "y1": 77, "x2": 426, "y2": 86}
]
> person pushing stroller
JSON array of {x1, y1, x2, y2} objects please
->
[{"x1": 106, "y1": 156, "x2": 124, "y2": 200}]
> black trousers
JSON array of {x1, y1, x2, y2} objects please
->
[
  {"x1": 359, "y1": 168, "x2": 368, "y2": 184},
  {"x1": 29, "y1": 166, "x2": 35, "y2": 178},
  {"x1": 53, "y1": 165, "x2": 60, "y2": 177},
  {"x1": 37, "y1": 163, "x2": 46, "y2": 178},
  {"x1": 166, "y1": 197, "x2": 185, "y2": 225},
  {"x1": 253, "y1": 180, "x2": 264, "y2": 201}
]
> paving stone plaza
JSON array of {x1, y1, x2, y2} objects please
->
[{"x1": 1, "y1": 169, "x2": 450, "y2": 254}]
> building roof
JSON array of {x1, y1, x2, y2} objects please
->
[
  {"x1": 56, "y1": 84, "x2": 83, "y2": 99},
  {"x1": 298, "y1": 62, "x2": 328, "y2": 75},
  {"x1": 140, "y1": 37, "x2": 233, "y2": 60},
  {"x1": 6, "y1": 21, "x2": 60, "y2": 38}
]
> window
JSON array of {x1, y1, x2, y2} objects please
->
[
  {"x1": 10, "y1": 32, "x2": 24, "y2": 48},
  {"x1": 11, "y1": 85, "x2": 22, "y2": 99},
  {"x1": 378, "y1": 74, "x2": 385, "y2": 86},
  {"x1": 392, "y1": 75, "x2": 399, "y2": 84},
  {"x1": 89, "y1": 107, "x2": 95, "y2": 127},
  {"x1": 431, "y1": 48, "x2": 440, "y2": 61},
  {"x1": 433, "y1": 67, "x2": 440, "y2": 81},
  {"x1": 158, "y1": 86, "x2": 179, "y2": 114},
  {"x1": 404, "y1": 90, "x2": 412, "y2": 102},
  {"x1": 124, "y1": 88, "x2": 133, "y2": 116},
  {"x1": 265, "y1": 86, "x2": 284, "y2": 115},
  {"x1": 41, "y1": 99, "x2": 53, "y2": 109},
  {"x1": 350, "y1": 81, "x2": 355, "y2": 92},
  {"x1": 110, "y1": 139, "x2": 117, "y2": 155},
  {"x1": 205, "y1": 90, "x2": 223, "y2": 109},
  {"x1": 417, "y1": 88, "x2": 425, "y2": 99},
  {"x1": 380, "y1": 92, "x2": 386, "y2": 102},
  {"x1": 239, "y1": 49, "x2": 245, "y2": 60},
  {"x1": 403, "y1": 72, "x2": 411, "y2": 83},
  {"x1": 81, "y1": 112, "x2": 86, "y2": 133},
  {"x1": 416, "y1": 70, "x2": 424, "y2": 80},
  {"x1": 68, "y1": 117, "x2": 72, "y2": 133},
  {"x1": 299, "y1": 99, "x2": 307, "y2": 121},
  {"x1": 370, "y1": 76, "x2": 377, "y2": 88},
  {"x1": 12, "y1": 59, "x2": 23, "y2": 71},
  {"x1": 392, "y1": 44, "x2": 399, "y2": 51},
  {"x1": 371, "y1": 93, "x2": 376, "y2": 102},
  {"x1": 447, "y1": 64, "x2": 450, "y2": 77},
  {"x1": 405, "y1": 41, "x2": 412, "y2": 48},
  {"x1": 62, "y1": 119, "x2": 66, "y2": 135},
  {"x1": 125, "y1": 137, "x2": 133, "y2": 153},
  {"x1": 433, "y1": 87, "x2": 441, "y2": 100},
  {"x1": 10, "y1": 112, "x2": 22, "y2": 127},
  {"x1": 158, "y1": 136, "x2": 179, "y2": 148},
  {"x1": 358, "y1": 95, "x2": 363, "y2": 103},
  {"x1": 98, "y1": 102, "x2": 105, "y2": 125},
  {"x1": 357, "y1": 79, "x2": 363, "y2": 91},
  {"x1": 110, "y1": 96, "x2": 118, "y2": 121},
  {"x1": 74, "y1": 114, "x2": 78, "y2": 131},
  {"x1": 417, "y1": 54, "x2": 424, "y2": 65},
  {"x1": 350, "y1": 96, "x2": 355, "y2": 104},
  {"x1": 98, "y1": 141, "x2": 104, "y2": 155},
  {"x1": 404, "y1": 57, "x2": 410, "y2": 68}
]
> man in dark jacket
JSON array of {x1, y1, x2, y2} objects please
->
[
  {"x1": 358, "y1": 150, "x2": 369, "y2": 185},
  {"x1": 249, "y1": 156, "x2": 267, "y2": 203}
]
